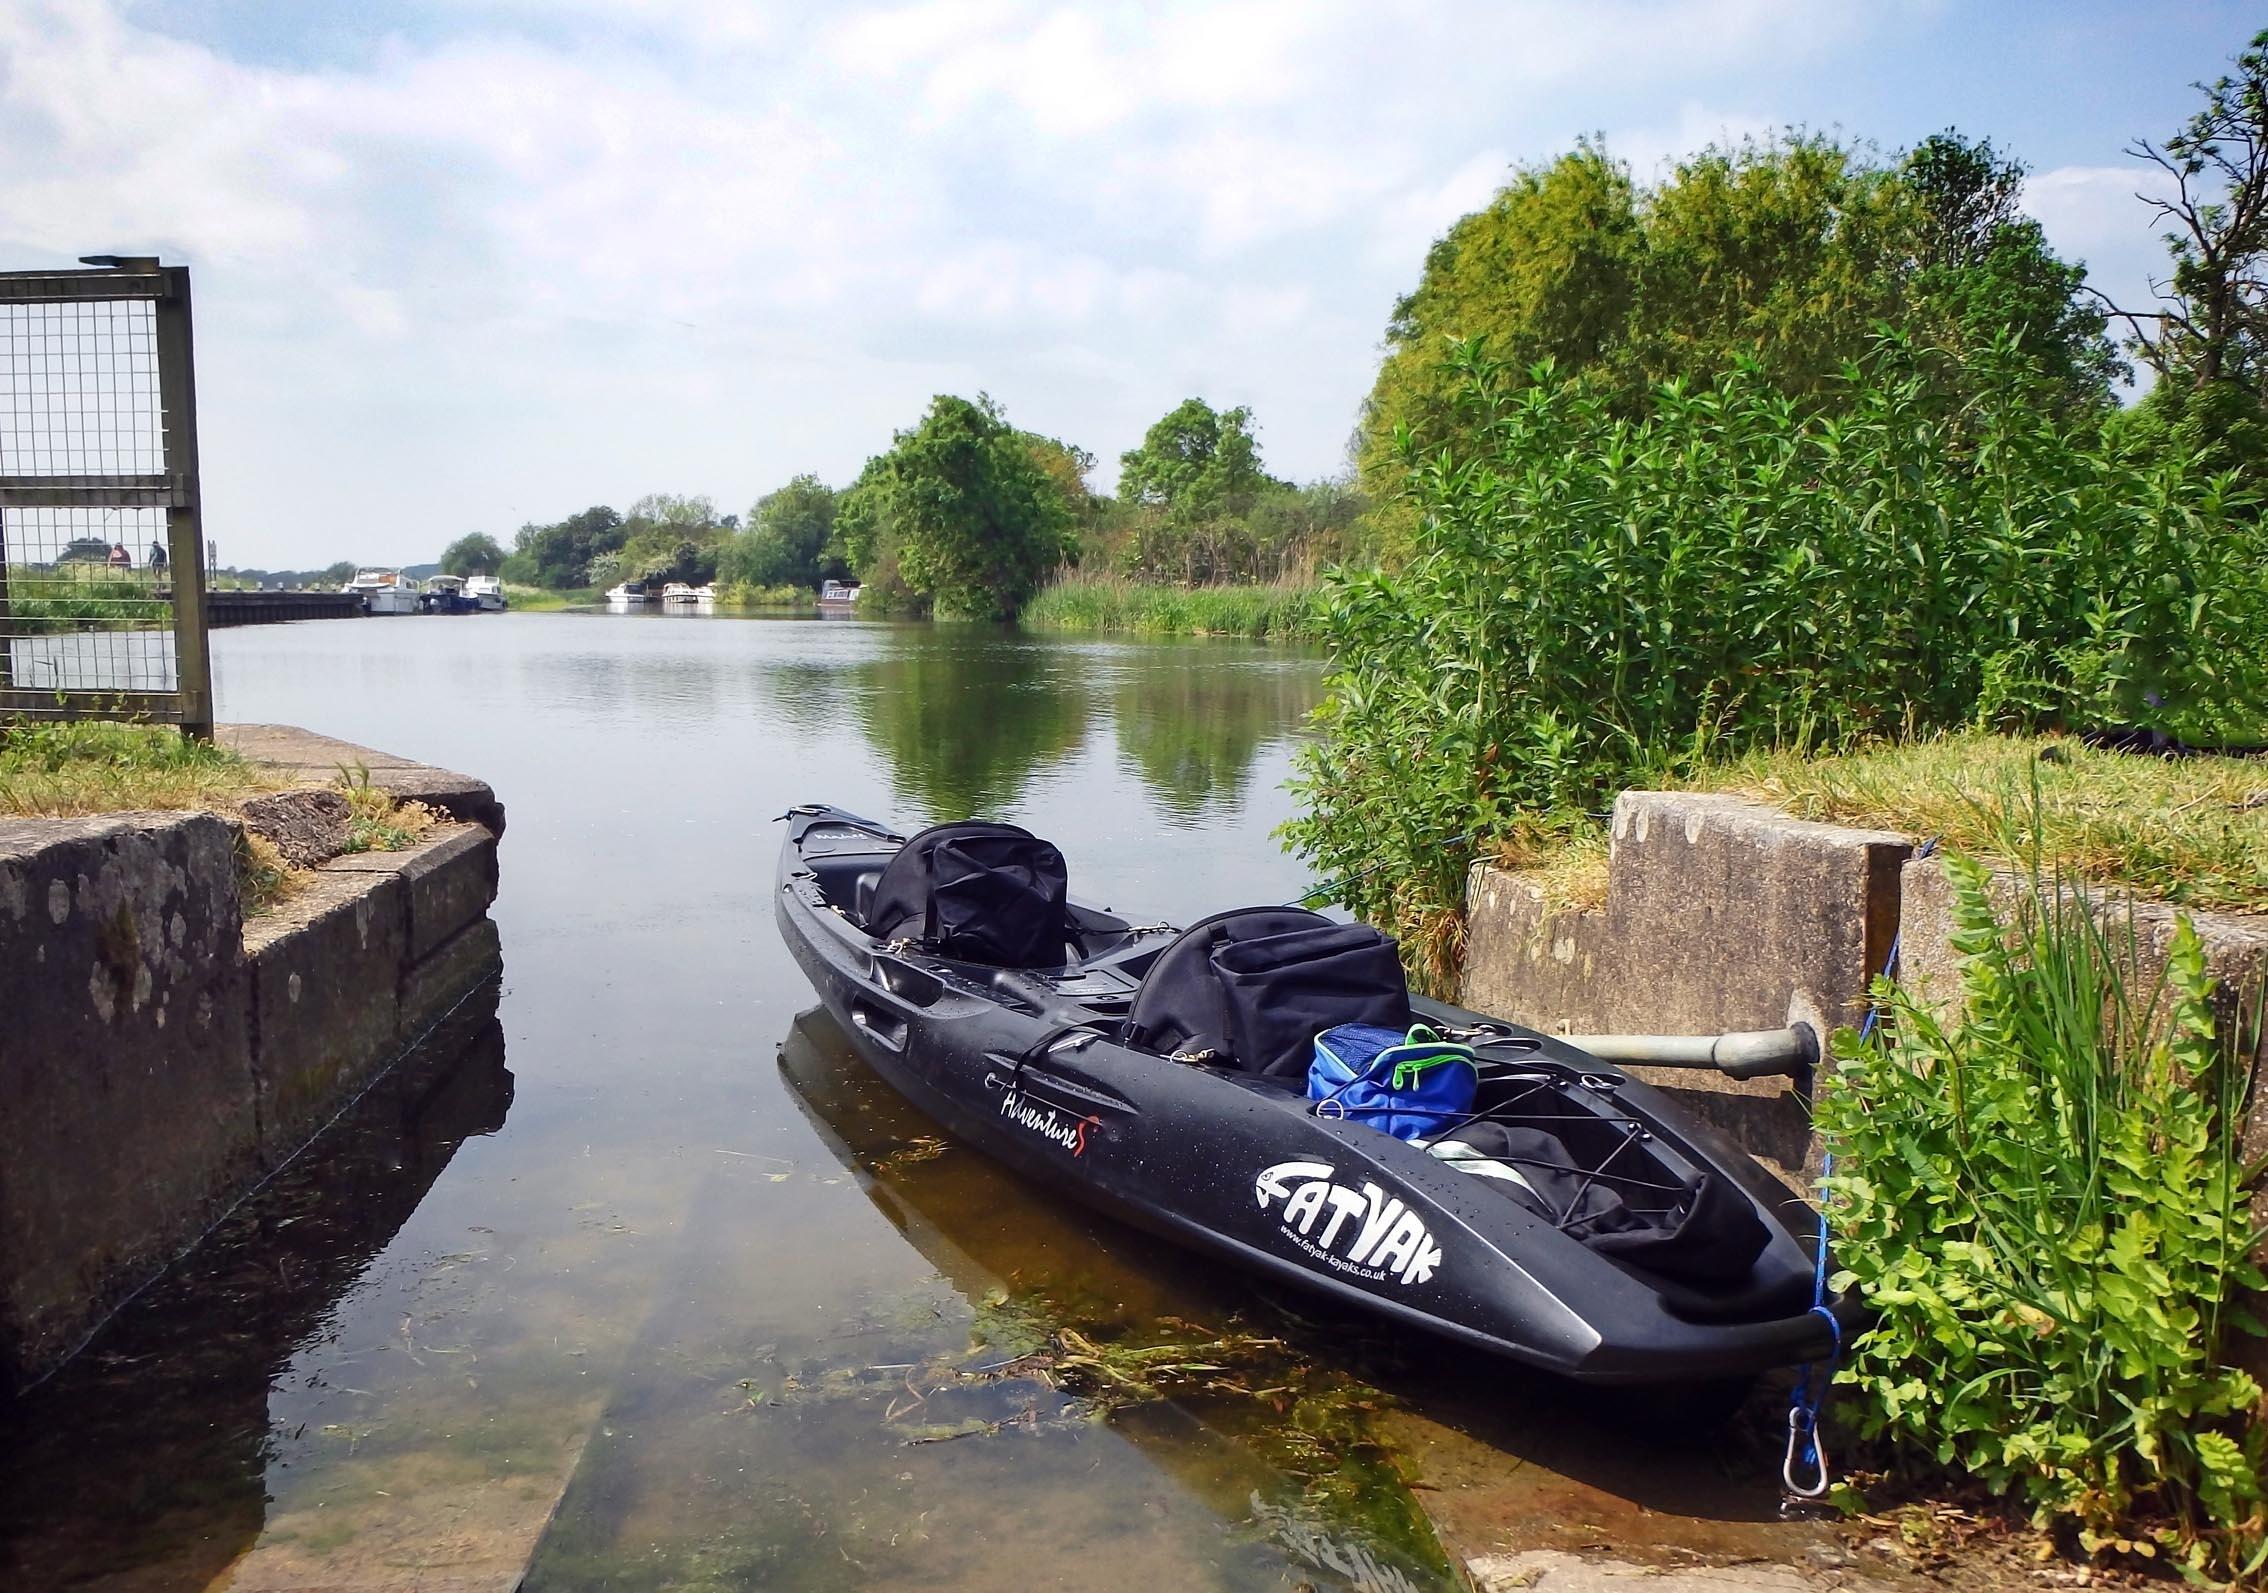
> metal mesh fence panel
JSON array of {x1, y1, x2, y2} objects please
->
[{"x1": 0, "y1": 260, "x2": 210, "y2": 732}]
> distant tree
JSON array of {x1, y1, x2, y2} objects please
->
[
  {"x1": 723, "y1": 475, "x2": 841, "y2": 589},
  {"x1": 321, "y1": 560, "x2": 358, "y2": 587},
  {"x1": 440, "y1": 532, "x2": 505, "y2": 576},
  {"x1": 515, "y1": 505, "x2": 625, "y2": 588},
  {"x1": 1117, "y1": 399, "x2": 1283, "y2": 522},
  {"x1": 844, "y1": 395, "x2": 1074, "y2": 620},
  {"x1": 2096, "y1": 28, "x2": 2268, "y2": 472},
  {"x1": 56, "y1": 536, "x2": 112, "y2": 563}
]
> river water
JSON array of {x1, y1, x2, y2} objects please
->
[{"x1": 1, "y1": 612, "x2": 1831, "y2": 1591}]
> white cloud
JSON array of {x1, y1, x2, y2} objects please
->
[{"x1": 0, "y1": 0, "x2": 2107, "y2": 567}]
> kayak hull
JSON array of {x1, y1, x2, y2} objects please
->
[{"x1": 775, "y1": 805, "x2": 1853, "y2": 1386}]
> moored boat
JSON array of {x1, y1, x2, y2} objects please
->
[
  {"x1": 346, "y1": 568, "x2": 419, "y2": 615},
  {"x1": 773, "y1": 804, "x2": 1853, "y2": 1386},
  {"x1": 817, "y1": 579, "x2": 861, "y2": 615},
  {"x1": 660, "y1": 581, "x2": 700, "y2": 605},
  {"x1": 604, "y1": 580, "x2": 650, "y2": 604},
  {"x1": 463, "y1": 574, "x2": 506, "y2": 612},
  {"x1": 419, "y1": 574, "x2": 477, "y2": 614}
]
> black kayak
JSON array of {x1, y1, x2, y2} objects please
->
[{"x1": 774, "y1": 804, "x2": 1854, "y2": 1386}]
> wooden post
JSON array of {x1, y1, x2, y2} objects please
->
[{"x1": 155, "y1": 266, "x2": 212, "y2": 740}]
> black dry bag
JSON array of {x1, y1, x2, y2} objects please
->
[
  {"x1": 1126, "y1": 907, "x2": 1409, "y2": 1079},
  {"x1": 863, "y1": 820, "x2": 1073, "y2": 967}
]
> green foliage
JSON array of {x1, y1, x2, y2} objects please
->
[
  {"x1": 438, "y1": 532, "x2": 505, "y2": 576},
  {"x1": 721, "y1": 474, "x2": 842, "y2": 591},
  {"x1": 839, "y1": 394, "x2": 1074, "y2": 621},
  {"x1": 1021, "y1": 574, "x2": 1322, "y2": 639},
  {"x1": 615, "y1": 492, "x2": 728, "y2": 585},
  {"x1": 1118, "y1": 398, "x2": 1284, "y2": 521},
  {"x1": 2108, "y1": 28, "x2": 2268, "y2": 477},
  {"x1": 1286, "y1": 338, "x2": 2268, "y2": 969},
  {"x1": 1820, "y1": 852, "x2": 2265, "y2": 1576},
  {"x1": 1359, "y1": 132, "x2": 2119, "y2": 500},
  {"x1": 513, "y1": 504, "x2": 625, "y2": 588},
  {"x1": 2, "y1": 566, "x2": 154, "y2": 632}
]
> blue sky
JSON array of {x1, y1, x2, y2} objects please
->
[{"x1": 1, "y1": 1, "x2": 2258, "y2": 568}]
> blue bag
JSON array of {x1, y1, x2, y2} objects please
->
[{"x1": 1308, "y1": 1022, "x2": 1479, "y2": 1141}]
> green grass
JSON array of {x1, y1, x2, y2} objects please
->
[
  {"x1": 499, "y1": 584, "x2": 596, "y2": 611},
  {"x1": 4, "y1": 565, "x2": 164, "y2": 631},
  {"x1": 1021, "y1": 573, "x2": 1322, "y2": 639},
  {"x1": 0, "y1": 721, "x2": 279, "y2": 815},
  {"x1": 714, "y1": 580, "x2": 809, "y2": 608},
  {"x1": 1686, "y1": 732, "x2": 2268, "y2": 916}
]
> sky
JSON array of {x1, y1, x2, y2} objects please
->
[{"x1": 0, "y1": 0, "x2": 2259, "y2": 569}]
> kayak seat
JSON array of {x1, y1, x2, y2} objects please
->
[
  {"x1": 1124, "y1": 907, "x2": 1409, "y2": 1079},
  {"x1": 863, "y1": 820, "x2": 1077, "y2": 967},
  {"x1": 854, "y1": 870, "x2": 884, "y2": 925}
]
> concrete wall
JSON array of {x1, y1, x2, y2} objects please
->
[
  {"x1": 0, "y1": 796, "x2": 502, "y2": 1395},
  {"x1": 1461, "y1": 792, "x2": 1910, "y2": 1177},
  {"x1": 1462, "y1": 789, "x2": 2268, "y2": 1209}
]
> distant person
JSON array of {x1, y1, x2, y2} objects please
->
[
  {"x1": 107, "y1": 542, "x2": 131, "y2": 571},
  {"x1": 148, "y1": 540, "x2": 168, "y2": 573}
]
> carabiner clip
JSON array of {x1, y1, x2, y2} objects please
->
[{"x1": 1782, "y1": 1405, "x2": 1831, "y2": 1499}]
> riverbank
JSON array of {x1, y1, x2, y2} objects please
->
[
  {"x1": 0, "y1": 724, "x2": 504, "y2": 1395},
  {"x1": 1490, "y1": 731, "x2": 2268, "y2": 922},
  {"x1": 1021, "y1": 573, "x2": 1323, "y2": 639}
]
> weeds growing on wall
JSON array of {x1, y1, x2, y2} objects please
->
[
  {"x1": 1285, "y1": 335, "x2": 2268, "y2": 966},
  {"x1": 1819, "y1": 851, "x2": 2265, "y2": 1579}
]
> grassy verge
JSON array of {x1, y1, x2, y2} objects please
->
[
  {"x1": 1484, "y1": 732, "x2": 2268, "y2": 918},
  {"x1": 500, "y1": 584, "x2": 597, "y2": 611},
  {"x1": 0, "y1": 722, "x2": 436, "y2": 915},
  {"x1": 1687, "y1": 732, "x2": 2268, "y2": 915},
  {"x1": 715, "y1": 581, "x2": 810, "y2": 608},
  {"x1": 1022, "y1": 574, "x2": 1322, "y2": 640},
  {"x1": 0, "y1": 721, "x2": 281, "y2": 815},
  {"x1": 3, "y1": 566, "x2": 162, "y2": 631}
]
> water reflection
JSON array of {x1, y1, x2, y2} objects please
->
[
  {"x1": 763, "y1": 629, "x2": 1094, "y2": 822},
  {"x1": 1112, "y1": 656, "x2": 1318, "y2": 823},
  {"x1": 0, "y1": 986, "x2": 511, "y2": 1589},
  {"x1": 766, "y1": 1009, "x2": 1455, "y2": 1592}
]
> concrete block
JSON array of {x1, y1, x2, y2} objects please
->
[
  {"x1": 402, "y1": 916, "x2": 503, "y2": 1040},
  {"x1": 1603, "y1": 792, "x2": 1910, "y2": 1043},
  {"x1": 1460, "y1": 794, "x2": 1909, "y2": 1098},
  {"x1": 219, "y1": 723, "x2": 507, "y2": 837},
  {"x1": 246, "y1": 870, "x2": 406, "y2": 1162},
  {"x1": 0, "y1": 811, "x2": 255, "y2": 1393},
  {"x1": 323, "y1": 824, "x2": 499, "y2": 962}
]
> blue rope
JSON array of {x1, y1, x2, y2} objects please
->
[{"x1": 1785, "y1": 836, "x2": 1935, "y2": 1499}]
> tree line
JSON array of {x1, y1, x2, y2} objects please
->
[{"x1": 440, "y1": 29, "x2": 2265, "y2": 629}]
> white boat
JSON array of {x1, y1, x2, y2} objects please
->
[
  {"x1": 690, "y1": 584, "x2": 717, "y2": 603},
  {"x1": 604, "y1": 581, "x2": 650, "y2": 603},
  {"x1": 660, "y1": 582, "x2": 700, "y2": 604},
  {"x1": 463, "y1": 575, "x2": 506, "y2": 612},
  {"x1": 818, "y1": 579, "x2": 861, "y2": 614},
  {"x1": 346, "y1": 568, "x2": 420, "y2": 615}
]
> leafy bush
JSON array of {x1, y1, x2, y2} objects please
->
[
  {"x1": 1820, "y1": 852, "x2": 2265, "y2": 1578},
  {"x1": 1286, "y1": 336, "x2": 2268, "y2": 970}
]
